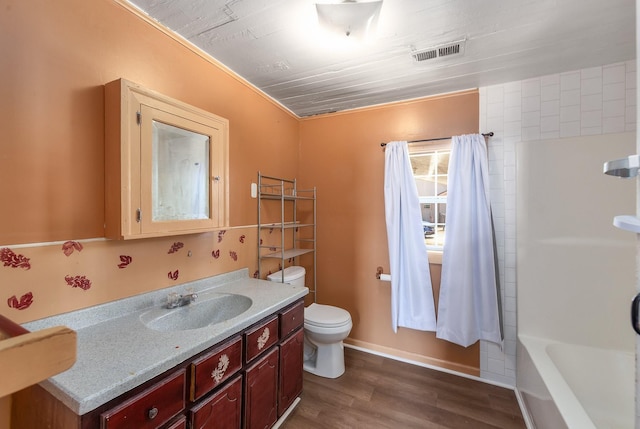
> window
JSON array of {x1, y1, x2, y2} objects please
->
[{"x1": 410, "y1": 144, "x2": 450, "y2": 250}]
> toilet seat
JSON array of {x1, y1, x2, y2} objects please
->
[{"x1": 304, "y1": 303, "x2": 351, "y2": 328}]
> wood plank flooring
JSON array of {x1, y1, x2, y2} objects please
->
[{"x1": 281, "y1": 348, "x2": 526, "y2": 429}]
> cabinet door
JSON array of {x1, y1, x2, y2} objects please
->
[
  {"x1": 189, "y1": 375, "x2": 242, "y2": 429},
  {"x1": 244, "y1": 347, "x2": 279, "y2": 429},
  {"x1": 278, "y1": 328, "x2": 304, "y2": 417}
]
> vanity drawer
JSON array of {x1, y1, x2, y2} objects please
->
[
  {"x1": 189, "y1": 336, "x2": 242, "y2": 401},
  {"x1": 100, "y1": 368, "x2": 185, "y2": 429},
  {"x1": 244, "y1": 315, "x2": 279, "y2": 363},
  {"x1": 279, "y1": 300, "x2": 304, "y2": 339}
]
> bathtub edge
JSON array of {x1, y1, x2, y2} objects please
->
[
  {"x1": 514, "y1": 387, "x2": 536, "y2": 429},
  {"x1": 518, "y1": 335, "x2": 596, "y2": 429}
]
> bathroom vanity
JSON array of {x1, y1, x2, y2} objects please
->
[{"x1": 11, "y1": 269, "x2": 307, "y2": 429}]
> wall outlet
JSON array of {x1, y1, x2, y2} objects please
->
[{"x1": 251, "y1": 182, "x2": 257, "y2": 198}]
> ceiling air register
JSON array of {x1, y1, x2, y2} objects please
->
[{"x1": 412, "y1": 40, "x2": 466, "y2": 62}]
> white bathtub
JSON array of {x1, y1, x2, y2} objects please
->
[{"x1": 518, "y1": 335, "x2": 634, "y2": 429}]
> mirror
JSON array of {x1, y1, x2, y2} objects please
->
[{"x1": 152, "y1": 121, "x2": 211, "y2": 222}]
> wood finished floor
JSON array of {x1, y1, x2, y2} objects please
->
[{"x1": 280, "y1": 348, "x2": 526, "y2": 429}]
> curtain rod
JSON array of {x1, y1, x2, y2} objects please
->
[{"x1": 380, "y1": 132, "x2": 494, "y2": 147}]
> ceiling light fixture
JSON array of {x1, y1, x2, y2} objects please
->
[{"x1": 315, "y1": 0, "x2": 383, "y2": 39}]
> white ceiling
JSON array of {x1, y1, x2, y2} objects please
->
[{"x1": 127, "y1": 0, "x2": 636, "y2": 117}]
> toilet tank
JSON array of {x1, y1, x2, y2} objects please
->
[{"x1": 267, "y1": 266, "x2": 306, "y2": 287}]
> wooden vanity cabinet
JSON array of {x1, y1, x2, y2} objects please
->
[{"x1": 12, "y1": 299, "x2": 305, "y2": 429}]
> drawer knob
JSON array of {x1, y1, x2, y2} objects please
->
[
  {"x1": 257, "y1": 327, "x2": 270, "y2": 350},
  {"x1": 148, "y1": 407, "x2": 159, "y2": 420}
]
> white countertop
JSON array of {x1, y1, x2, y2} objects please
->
[{"x1": 24, "y1": 269, "x2": 308, "y2": 415}]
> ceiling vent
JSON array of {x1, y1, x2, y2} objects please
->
[
  {"x1": 413, "y1": 49, "x2": 437, "y2": 62},
  {"x1": 412, "y1": 39, "x2": 466, "y2": 63}
]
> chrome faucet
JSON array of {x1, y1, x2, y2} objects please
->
[{"x1": 166, "y1": 292, "x2": 198, "y2": 309}]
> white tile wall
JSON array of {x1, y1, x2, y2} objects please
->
[{"x1": 479, "y1": 60, "x2": 636, "y2": 387}]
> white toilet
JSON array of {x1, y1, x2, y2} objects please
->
[{"x1": 267, "y1": 266, "x2": 352, "y2": 379}]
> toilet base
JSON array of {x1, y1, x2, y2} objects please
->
[{"x1": 303, "y1": 339, "x2": 346, "y2": 379}]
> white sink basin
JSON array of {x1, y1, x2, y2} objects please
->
[{"x1": 140, "y1": 293, "x2": 252, "y2": 332}]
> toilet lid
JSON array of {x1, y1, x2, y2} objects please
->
[{"x1": 305, "y1": 303, "x2": 351, "y2": 328}]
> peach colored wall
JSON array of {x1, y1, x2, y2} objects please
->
[
  {"x1": 298, "y1": 91, "x2": 480, "y2": 373},
  {"x1": 0, "y1": 2, "x2": 299, "y2": 425},
  {"x1": 0, "y1": 0, "x2": 299, "y2": 247},
  {"x1": 0, "y1": 1, "x2": 482, "y2": 424},
  {"x1": 1, "y1": 231, "x2": 259, "y2": 324},
  {"x1": 0, "y1": 0, "x2": 300, "y2": 319}
]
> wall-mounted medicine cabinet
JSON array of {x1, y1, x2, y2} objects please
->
[{"x1": 105, "y1": 79, "x2": 229, "y2": 239}]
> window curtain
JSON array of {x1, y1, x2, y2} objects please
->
[
  {"x1": 436, "y1": 134, "x2": 502, "y2": 347},
  {"x1": 384, "y1": 141, "x2": 437, "y2": 332}
]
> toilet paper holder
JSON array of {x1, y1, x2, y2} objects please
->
[{"x1": 375, "y1": 266, "x2": 391, "y2": 282}]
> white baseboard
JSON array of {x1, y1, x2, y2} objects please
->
[
  {"x1": 272, "y1": 397, "x2": 301, "y2": 429},
  {"x1": 343, "y1": 342, "x2": 515, "y2": 390}
]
